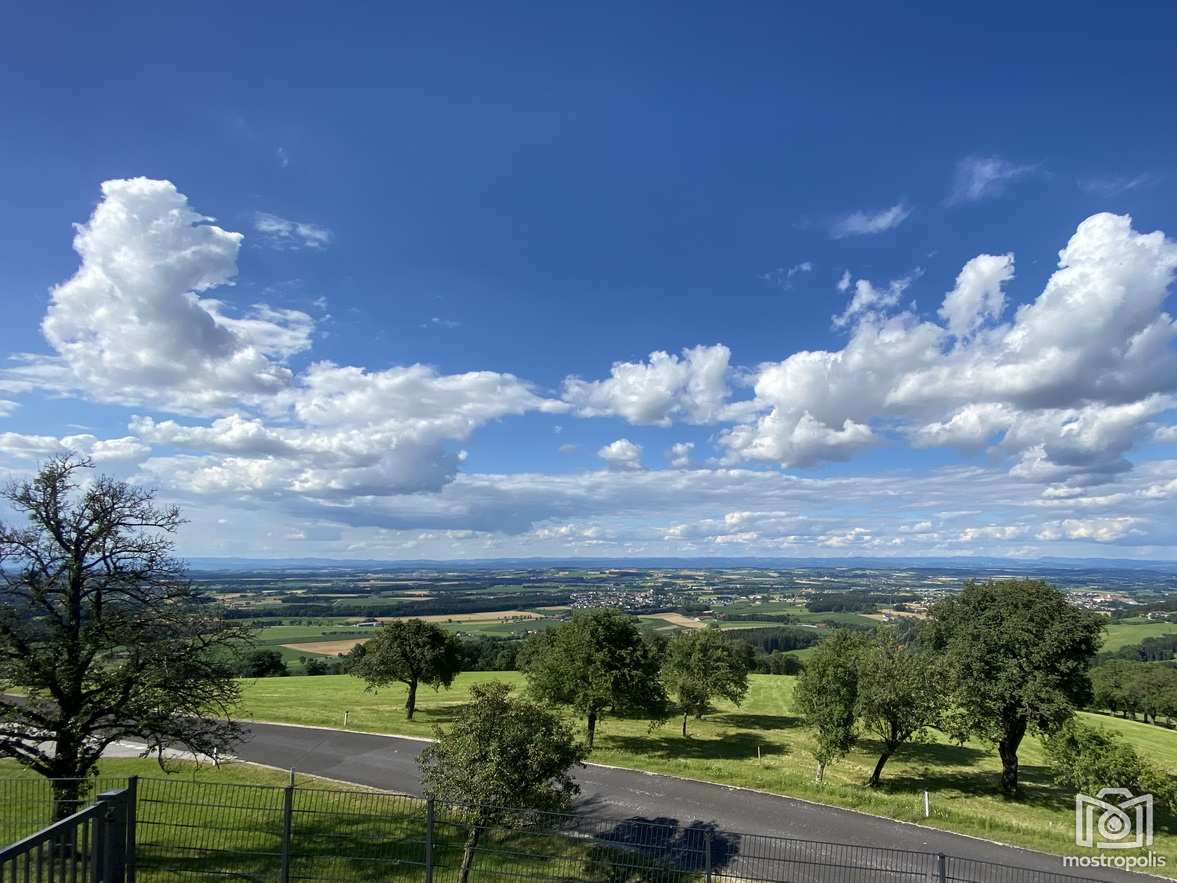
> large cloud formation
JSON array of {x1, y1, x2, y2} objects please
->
[
  {"x1": 3, "y1": 180, "x2": 1176, "y2": 556},
  {"x1": 3, "y1": 179, "x2": 564, "y2": 498},
  {"x1": 567, "y1": 213, "x2": 1177, "y2": 486},
  {"x1": 30, "y1": 178, "x2": 313, "y2": 412}
]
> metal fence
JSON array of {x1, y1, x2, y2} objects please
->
[
  {"x1": 1, "y1": 776, "x2": 1105, "y2": 883},
  {"x1": 0, "y1": 786, "x2": 133, "y2": 883}
]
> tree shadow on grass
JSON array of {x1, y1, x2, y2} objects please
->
[
  {"x1": 880, "y1": 760, "x2": 1067, "y2": 808},
  {"x1": 857, "y1": 738, "x2": 988, "y2": 768},
  {"x1": 605, "y1": 730, "x2": 789, "y2": 762},
  {"x1": 713, "y1": 712, "x2": 803, "y2": 731},
  {"x1": 407, "y1": 703, "x2": 474, "y2": 728}
]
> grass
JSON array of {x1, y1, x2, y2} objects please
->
[
  {"x1": 240, "y1": 672, "x2": 1177, "y2": 871},
  {"x1": 1104, "y1": 617, "x2": 1177, "y2": 652},
  {"x1": 0, "y1": 756, "x2": 668, "y2": 882},
  {"x1": 0, "y1": 755, "x2": 322, "y2": 786}
]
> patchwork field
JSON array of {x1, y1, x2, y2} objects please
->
[
  {"x1": 238, "y1": 671, "x2": 1177, "y2": 868},
  {"x1": 255, "y1": 611, "x2": 560, "y2": 663},
  {"x1": 642, "y1": 611, "x2": 708, "y2": 629},
  {"x1": 379, "y1": 609, "x2": 546, "y2": 623},
  {"x1": 283, "y1": 637, "x2": 370, "y2": 655}
]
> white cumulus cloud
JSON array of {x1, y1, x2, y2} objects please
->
[
  {"x1": 667, "y1": 442, "x2": 694, "y2": 468},
  {"x1": 563, "y1": 345, "x2": 732, "y2": 426},
  {"x1": 598, "y1": 438, "x2": 643, "y2": 470},
  {"x1": 6, "y1": 178, "x2": 314, "y2": 413},
  {"x1": 938, "y1": 253, "x2": 1014, "y2": 338},
  {"x1": 723, "y1": 213, "x2": 1177, "y2": 477}
]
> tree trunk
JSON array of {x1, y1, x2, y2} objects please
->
[
  {"x1": 682, "y1": 713, "x2": 689, "y2": 738},
  {"x1": 50, "y1": 777, "x2": 85, "y2": 823},
  {"x1": 586, "y1": 709, "x2": 598, "y2": 750},
  {"x1": 868, "y1": 749, "x2": 892, "y2": 787},
  {"x1": 405, "y1": 678, "x2": 418, "y2": 720},
  {"x1": 458, "y1": 824, "x2": 482, "y2": 883},
  {"x1": 997, "y1": 719, "x2": 1026, "y2": 797},
  {"x1": 49, "y1": 731, "x2": 87, "y2": 822},
  {"x1": 815, "y1": 761, "x2": 826, "y2": 783}
]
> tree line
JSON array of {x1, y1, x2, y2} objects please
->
[
  {"x1": 794, "y1": 580, "x2": 1118, "y2": 797},
  {"x1": 350, "y1": 609, "x2": 753, "y2": 744},
  {"x1": 1090, "y1": 659, "x2": 1177, "y2": 725}
]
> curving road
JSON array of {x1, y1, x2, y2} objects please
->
[{"x1": 234, "y1": 721, "x2": 1157, "y2": 882}]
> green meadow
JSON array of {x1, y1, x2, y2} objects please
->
[
  {"x1": 238, "y1": 671, "x2": 1177, "y2": 870},
  {"x1": 0, "y1": 757, "x2": 627, "y2": 882},
  {"x1": 1103, "y1": 616, "x2": 1177, "y2": 652}
]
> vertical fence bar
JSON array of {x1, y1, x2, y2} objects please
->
[
  {"x1": 123, "y1": 778, "x2": 136, "y2": 883},
  {"x1": 94, "y1": 799, "x2": 108, "y2": 883},
  {"x1": 278, "y1": 781, "x2": 294, "y2": 883},
  {"x1": 704, "y1": 829, "x2": 712, "y2": 883},
  {"x1": 424, "y1": 797, "x2": 434, "y2": 883},
  {"x1": 935, "y1": 851, "x2": 946, "y2": 883}
]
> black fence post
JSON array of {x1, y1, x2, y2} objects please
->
[
  {"x1": 279, "y1": 777, "x2": 295, "y2": 883},
  {"x1": 704, "y1": 829, "x2": 712, "y2": 883},
  {"x1": 96, "y1": 789, "x2": 128, "y2": 883},
  {"x1": 935, "y1": 852, "x2": 946, "y2": 883},
  {"x1": 424, "y1": 796, "x2": 435, "y2": 883}
]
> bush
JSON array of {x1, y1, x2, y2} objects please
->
[
  {"x1": 755, "y1": 650, "x2": 804, "y2": 675},
  {"x1": 1044, "y1": 721, "x2": 1177, "y2": 808},
  {"x1": 238, "y1": 649, "x2": 288, "y2": 678},
  {"x1": 304, "y1": 658, "x2": 331, "y2": 675}
]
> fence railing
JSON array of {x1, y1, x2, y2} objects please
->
[
  {"x1": 1, "y1": 776, "x2": 1109, "y2": 883},
  {"x1": 0, "y1": 785, "x2": 133, "y2": 883}
]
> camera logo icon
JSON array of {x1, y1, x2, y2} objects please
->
[{"x1": 1076, "y1": 789, "x2": 1153, "y2": 849}]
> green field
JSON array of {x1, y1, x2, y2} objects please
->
[
  {"x1": 1103, "y1": 617, "x2": 1177, "y2": 652},
  {"x1": 717, "y1": 601, "x2": 879, "y2": 628},
  {"x1": 239, "y1": 671, "x2": 1177, "y2": 868}
]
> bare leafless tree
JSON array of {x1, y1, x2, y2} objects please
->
[{"x1": 0, "y1": 455, "x2": 248, "y2": 817}]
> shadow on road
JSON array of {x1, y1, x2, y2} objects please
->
[{"x1": 593, "y1": 816, "x2": 741, "y2": 875}]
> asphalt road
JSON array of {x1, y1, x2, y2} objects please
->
[{"x1": 236, "y1": 721, "x2": 1157, "y2": 882}]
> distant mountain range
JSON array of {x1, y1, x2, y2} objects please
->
[{"x1": 183, "y1": 555, "x2": 1177, "y2": 572}]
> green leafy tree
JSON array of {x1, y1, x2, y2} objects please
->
[
  {"x1": 1091, "y1": 660, "x2": 1136, "y2": 718},
  {"x1": 351, "y1": 618, "x2": 463, "y2": 719},
  {"x1": 0, "y1": 457, "x2": 246, "y2": 818},
  {"x1": 662, "y1": 629, "x2": 751, "y2": 736},
  {"x1": 419, "y1": 681, "x2": 586, "y2": 883},
  {"x1": 793, "y1": 629, "x2": 865, "y2": 782},
  {"x1": 1091, "y1": 660, "x2": 1177, "y2": 726},
  {"x1": 1130, "y1": 664, "x2": 1177, "y2": 725},
  {"x1": 925, "y1": 579, "x2": 1104, "y2": 796},
  {"x1": 855, "y1": 631, "x2": 943, "y2": 786},
  {"x1": 304, "y1": 658, "x2": 331, "y2": 676},
  {"x1": 520, "y1": 609, "x2": 667, "y2": 749},
  {"x1": 239, "y1": 649, "x2": 289, "y2": 678}
]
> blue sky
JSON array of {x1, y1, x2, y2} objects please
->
[{"x1": 2, "y1": 1, "x2": 1177, "y2": 559}]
